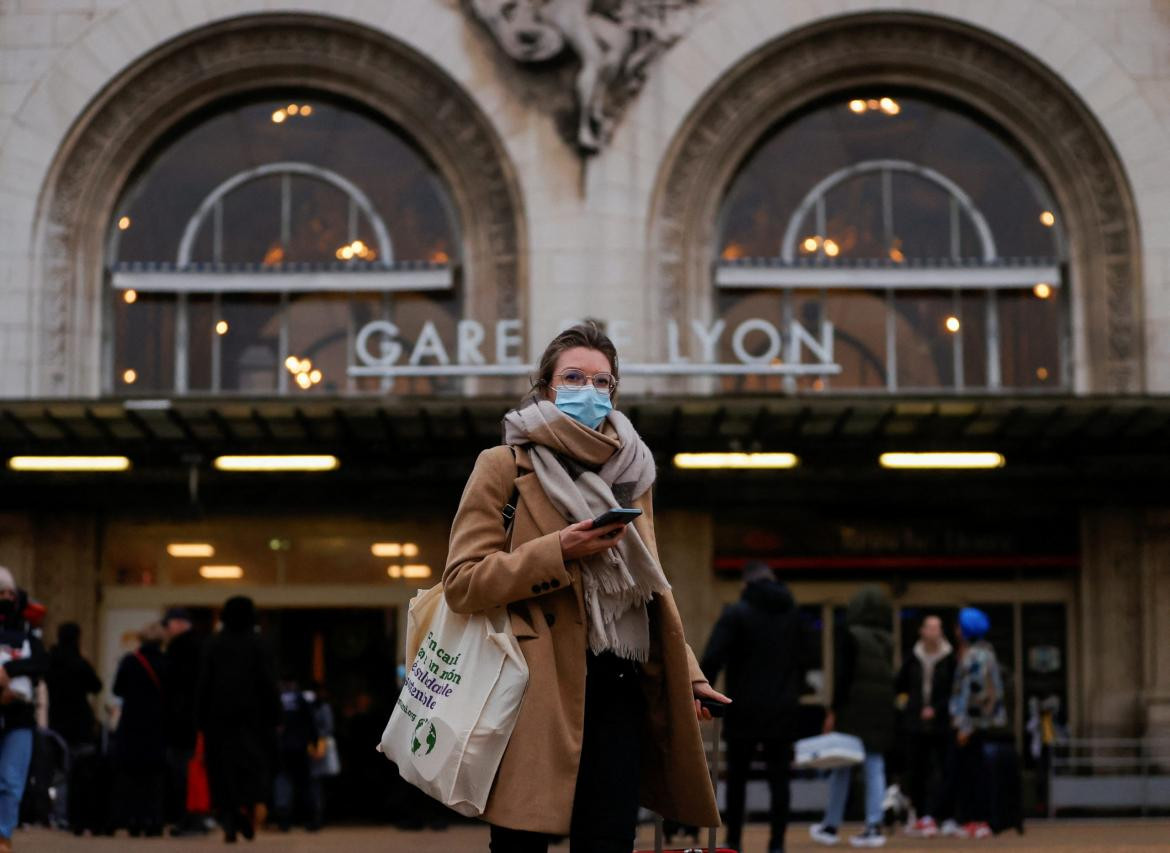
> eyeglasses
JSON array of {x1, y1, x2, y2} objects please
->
[{"x1": 553, "y1": 369, "x2": 618, "y2": 395}]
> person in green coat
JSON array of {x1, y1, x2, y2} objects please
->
[{"x1": 811, "y1": 585, "x2": 895, "y2": 848}]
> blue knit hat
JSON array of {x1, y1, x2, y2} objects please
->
[{"x1": 959, "y1": 607, "x2": 990, "y2": 640}]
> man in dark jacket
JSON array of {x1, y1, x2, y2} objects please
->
[
  {"x1": 198, "y1": 596, "x2": 280, "y2": 844},
  {"x1": 896, "y1": 614, "x2": 955, "y2": 835},
  {"x1": 701, "y1": 561, "x2": 807, "y2": 853},
  {"x1": 47, "y1": 622, "x2": 102, "y2": 747},
  {"x1": 162, "y1": 607, "x2": 204, "y2": 835},
  {"x1": 812, "y1": 585, "x2": 895, "y2": 849},
  {"x1": 0, "y1": 569, "x2": 48, "y2": 852}
]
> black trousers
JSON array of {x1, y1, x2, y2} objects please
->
[
  {"x1": 904, "y1": 732, "x2": 948, "y2": 818},
  {"x1": 489, "y1": 652, "x2": 643, "y2": 853},
  {"x1": 724, "y1": 738, "x2": 791, "y2": 850}
]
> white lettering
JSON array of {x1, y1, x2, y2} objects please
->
[
  {"x1": 496, "y1": 319, "x2": 523, "y2": 365},
  {"x1": 666, "y1": 320, "x2": 689, "y2": 363},
  {"x1": 788, "y1": 319, "x2": 834, "y2": 365},
  {"x1": 355, "y1": 320, "x2": 402, "y2": 366},
  {"x1": 731, "y1": 318, "x2": 783, "y2": 364},
  {"x1": 409, "y1": 321, "x2": 451, "y2": 366},
  {"x1": 457, "y1": 320, "x2": 486, "y2": 365},
  {"x1": 690, "y1": 319, "x2": 726, "y2": 364}
]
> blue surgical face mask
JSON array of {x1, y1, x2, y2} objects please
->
[{"x1": 553, "y1": 385, "x2": 612, "y2": 430}]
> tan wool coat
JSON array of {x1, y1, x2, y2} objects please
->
[{"x1": 443, "y1": 443, "x2": 720, "y2": 835}]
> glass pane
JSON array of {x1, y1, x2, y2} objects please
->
[
  {"x1": 999, "y1": 289, "x2": 1062, "y2": 388},
  {"x1": 822, "y1": 172, "x2": 885, "y2": 260},
  {"x1": 286, "y1": 293, "x2": 351, "y2": 395},
  {"x1": 824, "y1": 289, "x2": 888, "y2": 389},
  {"x1": 187, "y1": 294, "x2": 214, "y2": 391},
  {"x1": 713, "y1": 290, "x2": 786, "y2": 394},
  {"x1": 219, "y1": 175, "x2": 283, "y2": 265},
  {"x1": 892, "y1": 175, "x2": 955, "y2": 259},
  {"x1": 895, "y1": 291, "x2": 956, "y2": 389},
  {"x1": 114, "y1": 292, "x2": 175, "y2": 392},
  {"x1": 1021, "y1": 603, "x2": 1068, "y2": 769},
  {"x1": 960, "y1": 291, "x2": 988, "y2": 389},
  {"x1": 219, "y1": 294, "x2": 281, "y2": 392}
]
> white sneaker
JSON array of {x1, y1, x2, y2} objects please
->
[
  {"x1": 940, "y1": 818, "x2": 962, "y2": 837},
  {"x1": 850, "y1": 826, "x2": 887, "y2": 848},
  {"x1": 810, "y1": 823, "x2": 841, "y2": 845}
]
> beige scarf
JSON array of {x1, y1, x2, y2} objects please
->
[{"x1": 502, "y1": 400, "x2": 670, "y2": 661}]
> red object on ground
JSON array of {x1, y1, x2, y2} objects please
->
[{"x1": 187, "y1": 733, "x2": 212, "y2": 814}]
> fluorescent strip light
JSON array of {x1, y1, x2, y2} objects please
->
[
  {"x1": 403, "y1": 564, "x2": 432, "y2": 579},
  {"x1": 387, "y1": 565, "x2": 403, "y2": 579},
  {"x1": 372, "y1": 543, "x2": 403, "y2": 558},
  {"x1": 673, "y1": 452, "x2": 799, "y2": 470},
  {"x1": 199, "y1": 565, "x2": 243, "y2": 579},
  {"x1": 213, "y1": 455, "x2": 339, "y2": 472},
  {"x1": 167, "y1": 543, "x2": 215, "y2": 558},
  {"x1": 8, "y1": 455, "x2": 131, "y2": 472},
  {"x1": 879, "y1": 452, "x2": 1006, "y2": 470}
]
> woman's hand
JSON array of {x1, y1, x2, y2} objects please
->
[
  {"x1": 559, "y1": 519, "x2": 627, "y2": 561},
  {"x1": 692, "y1": 681, "x2": 731, "y2": 721},
  {"x1": 823, "y1": 710, "x2": 836, "y2": 734}
]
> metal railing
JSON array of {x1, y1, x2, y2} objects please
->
[{"x1": 1049, "y1": 738, "x2": 1170, "y2": 816}]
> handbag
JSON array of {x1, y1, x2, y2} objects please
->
[
  {"x1": 310, "y1": 735, "x2": 341, "y2": 778},
  {"x1": 378, "y1": 584, "x2": 529, "y2": 816},
  {"x1": 793, "y1": 732, "x2": 866, "y2": 769}
]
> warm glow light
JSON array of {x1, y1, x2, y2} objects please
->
[
  {"x1": 720, "y1": 243, "x2": 744, "y2": 261},
  {"x1": 879, "y1": 452, "x2": 1005, "y2": 470},
  {"x1": 429, "y1": 249, "x2": 450, "y2": 264},
  {"x1": 167, "y1": 543, "x2": 215, "y2": 558},
  {"x1": 340, "y1": 246, "x2": 354, "y2": 260},
  {"x1": 117, "y1": 216, "x2": 132, "y2": 231},
  {"x1": 272, "y1": 109, "x2": 287, "y2": 124},
  {"x1": 403, "y1": 543, "x2": 419, "y2": 558},
  {"x1": 1036, "y1": 367, "x2": 1050, "y2": 381},
  {"x1": 848, "y1": 99, "x2": 866, "y2": 113},
  {"x1": 300, "y1": 104, "x2": 312, "y2": 116},
  {"x1": 403, "y1": 565, "x2": 432, "y2": 579},
  {"x1": 213, "y1": 455, "x2": 339, "y2": 472},
  {"x1": 1033, "y1": 282, "x2": 1053, "y2": 299},
  {"x1": 867, "y1": 99, "x2": 880, "y2": 110},
  {"x1": 295, "y1": 372, "x2": 312, "y2": 389},
  {"x1": 309, "y1": 369, "x2": 322, "y2": 384},
  {"x1": 387, "y1": 565, "x2": 403, "y2": 578},
  {"x1": 285, "y1": 356, "x2": 301, "y2": 372},
  {"x1": 880, "y1": 97, "x2": 901, "y2": 115},
  {"x1": 8, "y1": 455, "x2": 131, "y2": 472},
  {"x1": 288, "y1": 104, "x2": 300, "y2": 115},
  {"x1": 945, "y1": 316, "x2": 961, "y2": 333},
  {"x1": 200, "y1": 565, "x2": 243, "y2": 580},
  {"x1": 889, "y1": 247, "x2": 905, "y2": 263},
  {"x1": 122, "y1": 368, "x2": 137, "y2": 384},
  {"x1": 123, "y1": 289, "x2": 138, "y2": 304},
  {"x1": 822, "y1": 239, "x2": 840, "y2": 257},
  {"x1": 1040, "y1": 211, "x2": 1056, "y2": 227},
  {"x1": 372, "y1": 543, "x2": 404, "y2": 558},
  {"x1": 673, "y1": 452, "x2": 799, "y2": 470},
  {"x1": 215, "y1": 320, "x2": 229, "y2": 335},
  {"x1": 299, "y1": 359, "x2": 312, "y2": 373},
  {"x1": 812, "y1": 378, "x2": 826, "y2": 392},
  {"x1": 801, "y1": 236, "x2": 820, "y2": 253}
]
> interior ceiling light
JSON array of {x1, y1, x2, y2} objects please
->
[
  {"x1": 167, "y1": 543, "x2": 215, "y2": 558},
  {"x1": 213, "y1": 455, "x2": 339, "y2": 472},
  {"x1": 402, "y1": 565, "x2": 432, "y2": 579},
  {"x1": 879, "y1": 452, "x2": 1005, "y2": 470},
  {"x1": 673, "y1": 452, "x2": 799, "y2": 470},
  {"x1": 8, "y1": 456, "x2": 131, "y2": 472},
  {"x1": 372, "y1": 543, "x2": 403, "y2": 558},
  {"x1": 199, "y1": 565, "x2": 243, "y2": 580}
]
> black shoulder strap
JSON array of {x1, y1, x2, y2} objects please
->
[{"x1": 502, "y1": 446, "x2": 520, "y2": 531}]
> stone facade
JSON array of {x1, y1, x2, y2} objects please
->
[{"x1": 4, "y1": 0, "x2": 1170, "y2": 739}]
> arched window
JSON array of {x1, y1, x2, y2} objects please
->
[
  {"x1": 716, "y1": 92, "x2": 1066, "y2": 393},
  {"x1": 108, "y1": 93, "x2": 460, "y2": 395}
]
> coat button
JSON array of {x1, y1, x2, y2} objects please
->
[
  {"x1": 541, "y1": 581, "x2": 551, "y2": 590},
  {"x1": 544, "y1": 612, "x2": 556, "y2": 627},
  {"x1": 550, "y1": 578, "x2": 561, "y2": 588},
  {"x1": 531, "y1": 584, "x2": 541, "y2": 595}
]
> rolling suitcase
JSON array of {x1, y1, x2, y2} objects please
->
[{"x1": 637, "y1": 701, "x2": 736, "y2": 853}]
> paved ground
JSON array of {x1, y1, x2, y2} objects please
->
[{"x1": 14, "y1": 820, "x2": 1170, "y2": 852}]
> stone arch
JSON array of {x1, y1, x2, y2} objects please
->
[
  {"x1": 647, "y1": 12, "x2": 1143, "y2": 393},
  {"x1": 31, "y1": 13, "x2": 526, "y2": 395}
]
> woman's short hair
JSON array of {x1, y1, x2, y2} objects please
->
[
  {"x1": 139, "y1": 620, "x2": 167, "y2": 646},
  {"x1": 529, "y1": 322, "x2": 619, "y2": 401}
]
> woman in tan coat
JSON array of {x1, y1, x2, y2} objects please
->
[{"x1": 444, "y1": 323, "x2": 729, "y2": 853}]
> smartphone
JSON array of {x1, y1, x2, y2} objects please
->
[{"x1": 590, "y1": 507, "x2": 643, "y2": 529}]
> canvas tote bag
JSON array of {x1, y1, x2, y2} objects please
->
[{"x1": 379, "y1": 584, "x2": 529, "y2": 816}]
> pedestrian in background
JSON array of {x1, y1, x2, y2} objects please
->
[
  {"x1": 898, "y1": 614, "x2": 955, "y2": 836},
  {"x1": 948, "y1": 607, "x2": 1006, "y2": 840},
  {"x1": 273, "y1": 674, "x2": 318, "y2": 833},
  {"x1": 198, "y1": 596, "x2": 279, "y2": 844},
  {"x1": 306, "y1": 683, "x2": 339, "y2": 830},
  {"x1": 701, "y1": 561, "x2": 807, "y2": 853},
  {"x1": 0, "y1": 569, "x2": 48, "y2": 853},
  {"x1": 47, "y1": 622, "x2": 102, "y2": 749},
  {"x1": 811, "y1": 585, "x2": 895, "y2": 849},
  {"x1": 162, "y1": 607, "x2": 204, "y2": 836},
  {"x1": 112, "y1": 621, "x2": 169, "y2": 837}
]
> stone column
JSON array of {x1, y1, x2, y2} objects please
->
[
  {"x1": 653, "y1": 509, "x2": 717, "y2": 651},
  {"x1": 29, "y1": 514, "x2": 101, "y2": 662},
  {"x1": 1140, "y1": 511, "x2": 1170, "y2": 737}
]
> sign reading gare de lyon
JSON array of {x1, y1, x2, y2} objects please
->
[{"x1": 349, "y1": 316, "x2": 840, "y2": 379}]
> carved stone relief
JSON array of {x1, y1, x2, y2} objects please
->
[
  {"x1": 648, "y1": 13, "x2": 1144, "y2": 393},
  {"x1": 34, "y1": 15, "x2": 526, "y2": 395},
  {"x1": 465, "y1": 0, "x2": 701, "y2": 153}
]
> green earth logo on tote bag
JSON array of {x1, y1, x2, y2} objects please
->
[{"x1": 412, "y1": 717, "x2": 438, "y2": 757}]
